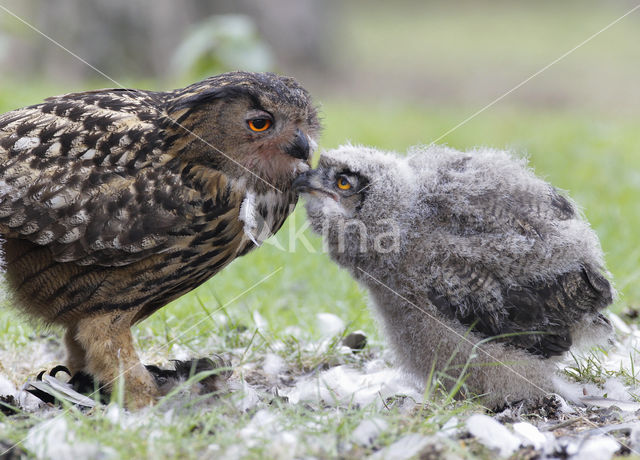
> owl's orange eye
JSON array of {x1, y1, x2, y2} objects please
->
[
  {"x1": 247, "y1": 118, "x2": 272, "y2": 132},
  {"x1": 337, "y1": 176, "x2": 352, "y2": 190}
]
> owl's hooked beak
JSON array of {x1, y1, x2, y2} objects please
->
[
  {"x1": 293, "y1": 170, "x2": 339, "y2": 201},
  {"x1": 285, "y1": 129, "x2": 312, "y2": 161}
]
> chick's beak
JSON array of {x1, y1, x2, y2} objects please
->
[
  {"x1": 293, "y1": 170, "x2": 339, "y2": 201},
  {"x1": 292, "y1": 170, "x2": 316, "y2": 193},
  {"x1": 285, "y1": 129, "x2": 311, "y2": 161}
]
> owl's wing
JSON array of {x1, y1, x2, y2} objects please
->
[
  {"x1": 0, "y1": 89, "x2": 206, "y2": 266},
  {"x1": 428, "y1": 263, "x2": 613, "y2": 358},
  {"x1": 500, "y1": 266, "x2": 613, "y2": 356}
]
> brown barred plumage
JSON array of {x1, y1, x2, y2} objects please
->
[{"x1": 0, "y1": 71, "x2": 320, "y2": 408}]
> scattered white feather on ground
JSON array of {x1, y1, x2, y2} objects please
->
[
  {"x1": 315, "y1": 313, "x2": 345, "y2": 337},
  {"x1": 0, "y1": 341, "x2": 63, "y2": 379},
  {"x1": 351, "y1": 417, "x2": 388, "y2": 446},
  {"x1": 231, "y1": 379, "x2": 261, "y2": 412},
  {"x1": 553, "y1": 312, "x2": 640, "y2": 405},
  {"x1": 282, "y1": 363, "x2": 422, "y2": 409},
  {"x1": 512, "y1": 422, "x2": 549, "y2": 450},
  {"x1": 369, "y1": 434, "x2": 437, "y2": 460},
  {"x1": 165, "y1": 343, "x2": 192, "y2": 362},
  {"x1": 24, "y1": 418, "x2": 116, "y2": 460},
  {"x1": 232, "y1": 409, "x2": 299, "y2": 460},
  {"x1": 237, "y1": 409, "x2": 279, "y2": 447},
  {"x1": 26, "y1": 374, "x2": 95, "y2": 408},
  {"x1": 575, "y1": 436, "x2": 620, "y2": 460},
  {"x1": 262, "y1": 353, "x2": 286, "y2": 379},
  {"x1": 598, "y1": 312, "x2": 640, "y2": 378},
  {"x1": 252, "y1": 310, "x2": 268, "y2": 332},
  {"x1": 580, "y1": 395, "x2": 640, "y2": 412},
  {"x1": 436, "y1": 416, "x2": 461, "y2": 438},
  {"x1": 0, "y1": 374, "x2": 16, "y2": 397},
  {"x1": 466, "y1": 414, "x2": 521, "y2": 457},
  {"x1": 608, "y1": 312, "x2": 631, "y2": 334}
]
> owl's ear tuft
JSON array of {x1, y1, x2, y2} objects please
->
[{"x1": 169, "y1": 86, "x2": 253, "y2": 122}]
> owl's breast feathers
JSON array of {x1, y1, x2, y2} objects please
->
[{"x1": 0, "y1": 88, "x2": 296, "y2": 316}]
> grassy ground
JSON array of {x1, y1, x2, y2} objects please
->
[
  {"x1": 0, "y1": 1, "x2": 638, "y2": 457},
  {"x1": 0, "y1": 89, "x2": 638, "y2": 458}
]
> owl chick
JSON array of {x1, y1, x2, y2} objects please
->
[
  {"x1": 0, "y1": 71, "x2": 320, "y2": 408},
  {"x1": 294, "y1": 144, "x2": 614, "y2": 408}
]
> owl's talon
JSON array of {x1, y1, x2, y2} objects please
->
[
  {"x1": 25, "y1": 367, "x2": 98, "y2": 408},
  {"x1": 49, "y1": 365, "x2": 72, "y2": 379}
]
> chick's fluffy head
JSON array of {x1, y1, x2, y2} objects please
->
[{"x1": 295, "y1": 145, "x2": 419, "y2": 269}]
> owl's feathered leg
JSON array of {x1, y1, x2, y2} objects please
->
[
  {"x1": 64, "y1": 325, "x2": 86, "y2": 374},
  {"x1": 74, "y1": 314, "x2": 159, "y2": 409}
]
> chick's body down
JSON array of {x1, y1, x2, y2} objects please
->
[{"x1": 296, "y1": 145, "x2": 613, "y2": 408}]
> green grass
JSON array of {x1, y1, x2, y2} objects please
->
[{"x1": 0, "y1": 88, "x2": 639, "y2": 458}]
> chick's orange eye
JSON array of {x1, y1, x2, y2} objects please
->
[
  {"x1": 248, "y1": 118, "x2": 272, "y2": 132},
  {"x1": 337, "y1": 176, "x2": 352, "y2": 190}
]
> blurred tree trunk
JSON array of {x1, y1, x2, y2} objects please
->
[{"x1": 0, "y1": 0, "x2": 332, "y2": 83}]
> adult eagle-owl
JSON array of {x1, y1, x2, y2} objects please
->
[{"x1": 0, "y1": 71, "x2": 320, "y2": 408}]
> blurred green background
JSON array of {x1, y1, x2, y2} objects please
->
[{"x1": 0, "y1": 0, "x2": 638, "y2": 345}]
